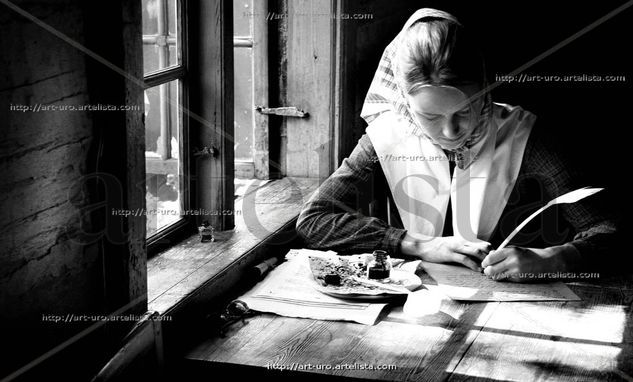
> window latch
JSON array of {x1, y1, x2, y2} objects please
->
[
  {"x1": 255, "y1": 106, "x2": 309, "y2": 118},
  {"x1": 193, "y1": 146, "x2": 216, "y2": 157}
]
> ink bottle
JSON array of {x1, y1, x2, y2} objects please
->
[
  {"x1": 198, "y1": 221, "x2": 215, "y2": 243},
  {"x1": 367, "y1": 250, "x2": 391, "y2": 280}
]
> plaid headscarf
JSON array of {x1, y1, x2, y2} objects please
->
[{"x1": 360, "y1": 8, "x2": 492, "y2": 169}]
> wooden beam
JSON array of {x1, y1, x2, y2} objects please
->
[
  {"x1": 189, "y1": 0, "x2": 235, "y2": 230},
  {"x1": 122, "y1": 0, "x2": 148, "y2": 310},
  {"x1": 83, "y1": 0, "x2": 147, "y2": 316}
]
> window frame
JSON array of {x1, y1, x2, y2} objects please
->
[
  {"x1": 142, "y1": 0, "x2": 235, "y2": 258},
  {"x1": 187, "y1": 0, "x2": 235, "y2": 234},
  {"x1": 143, "y1": 0, "x2": 192, "y2": 254}
]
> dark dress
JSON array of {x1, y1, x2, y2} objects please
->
[{"x1": 296, "y1": 125, "x2": 619, "y2": 273}]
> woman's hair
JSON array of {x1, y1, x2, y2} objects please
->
[{"x1": 396, "y1": 17, "x2": 486, "y2": 95}]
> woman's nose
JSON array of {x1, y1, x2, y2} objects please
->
[{"x1": 442, "y1": 118, "x2": 461, "y2": 139}]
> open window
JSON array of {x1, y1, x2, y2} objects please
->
[
  {"x1": 142, "y1": 0, "x2": 236, "y2": 256},
  {"x1": 142, "y1": 0, "x2": 189, "y2": 240}
]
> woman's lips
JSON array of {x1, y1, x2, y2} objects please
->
[{"x1": 439, "y1": 137, "x2": 467, "y2": 149}]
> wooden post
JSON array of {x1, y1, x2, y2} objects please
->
[{"x1": 189, "y1": 0, "x2": 235, "y2": 230}]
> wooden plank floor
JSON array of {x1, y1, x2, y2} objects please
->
[{"x1": 183, "y1": 276, "x2": 633, "y2": 381}]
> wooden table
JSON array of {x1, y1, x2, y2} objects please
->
[{"x1": 184, "y1": 276, "x2": 633, "y2": 381}]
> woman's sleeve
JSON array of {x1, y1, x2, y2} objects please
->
[
  {"x1": 296, "y1": 134, "x2": 407, "y2": 254},
  {"x1": 523, "y1": 127, "x2": 621, "y2": 272}
]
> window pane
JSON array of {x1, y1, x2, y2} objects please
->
[
  {"x1": 142, "y1": 0, "x2": 158, "y2": 35},
  {"x1": 234, "y1": 47, "x2": 253, "y2": 161},
  {"x1": 233, "y1": 0, "x2": 253, "y2": 36},
  {"x1": 144, "y1": 80, "x2": 182, "y2": 237},
  {"x1": 169, "y1": 44, "x2": 178, "y2": 68},
  {"x1": 168, "y1": 0, "x2": 178, "y2": 67},
  {"x1": 143, "y1": 44, "x2": 159, "y2": 74},
  {"x1": 142, "y1": 0, "x2": 180, "y2": 75}
]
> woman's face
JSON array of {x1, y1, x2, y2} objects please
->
[{"x1": 406, "y1": 84, "x2": 482, "y2": 151}]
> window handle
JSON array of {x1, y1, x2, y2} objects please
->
[
  {"x1": 255, "y1": 106, "x2": 309, "y2": 118},
  {"x1": 193, "y1": 146, "x2": 217, "y2": 157}
]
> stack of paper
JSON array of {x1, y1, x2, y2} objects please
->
[{"x1": 239, "y1": 249, "x2": 389, "y2": 325}]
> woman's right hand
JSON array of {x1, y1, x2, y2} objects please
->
[{"x1": 399, "y1": 232, "x2": 492, "y2": 271}]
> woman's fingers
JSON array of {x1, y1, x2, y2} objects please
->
[
  {"x1": 483, "y1": 262, "x2": 509, "y2": 280},
  {"x1": 454, "y1": 244, "x2": 486, "y2": 260},
  {"x1": 455, "y1": 240, "x2": 491, "y2": 261},
  {"x1": 449, "y1": 252, "x2": 482, "y2": 272},
  {"x1": 481, "y1": 249, "x2": 509, "y2": 268},
  {"x1": 465, "y1": 241, "x2": 492, "y2": 253}
]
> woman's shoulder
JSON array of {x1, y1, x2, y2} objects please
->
[
  {"x1": 516, "y1": 111, "x2": 579, "y2": 178},
  {"x1": 489, "y1": 102, "x2": 569, "y2": 173},
  {"x1": 365, "y1": 110, "x2": 411, "y2": 146},
  {"x1": 491, "y1": 102, "x2": 538, "y2": 131}
]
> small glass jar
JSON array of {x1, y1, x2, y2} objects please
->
[
  {"x1": 198, "y1": 221, "x2": 215, "y2": 243},
  {"x1": 367, "y1": 250, "x2": 391, "y2": 280}
]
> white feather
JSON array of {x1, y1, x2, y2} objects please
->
[
  {"x1": 497, "y1": 187, "x2": 603, "y2": 250},
  {"x1": 548, "y1": 187, "x2": 603, "y2": 205}
]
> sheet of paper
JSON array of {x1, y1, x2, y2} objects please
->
[
  {"x1": 239, "y1": 249, "x2": 388, "y2": 325},
  {"x1": 420, "y1": 261, "x2": 580, "y2": 302}
]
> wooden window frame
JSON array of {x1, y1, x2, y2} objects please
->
[
  {"x1": 147, "y1": 0, "x2": 235, "y2": 256},
  {"x1": 144, "y1": 0, "x2": 192, "y2": 254}
]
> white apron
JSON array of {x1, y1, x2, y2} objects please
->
[{"x1": 366, "y1": 103, "x2": 535, "y2": 241}]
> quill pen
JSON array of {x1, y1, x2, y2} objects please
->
[{"x1": 497, "y1": 187, "x2": 604, "y2": 251}]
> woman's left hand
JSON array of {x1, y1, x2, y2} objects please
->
[{"x1": 481, "y1": 244, "x2": 581, "y2": 282}]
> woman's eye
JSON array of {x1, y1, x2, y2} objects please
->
[{"x1": 420, "y1": 114, "x2": 440, "y2": 121}]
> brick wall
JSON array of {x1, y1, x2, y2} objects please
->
[{"x1": 0, "y1": 1, "x2": 145, "y2": 378}]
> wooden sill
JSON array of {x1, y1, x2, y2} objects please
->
[{"x1": 146, "y1": 177, "x2": 320, "y2": 315}]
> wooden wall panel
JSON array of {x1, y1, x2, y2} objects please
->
[{"x1": 284, "y1": 0, "x2": 335, "y2": 179}]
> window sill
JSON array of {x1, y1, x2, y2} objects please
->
[{"x1": 146, "y1": 177, "x2": 320, "y2": 315}]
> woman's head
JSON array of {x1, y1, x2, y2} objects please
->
[
  {"x1": 397, "y1": 16, "x2": 485, "y2": 92},
  {"x1": 396, "y1": 13, "x2": 488, "y2": 150}
]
